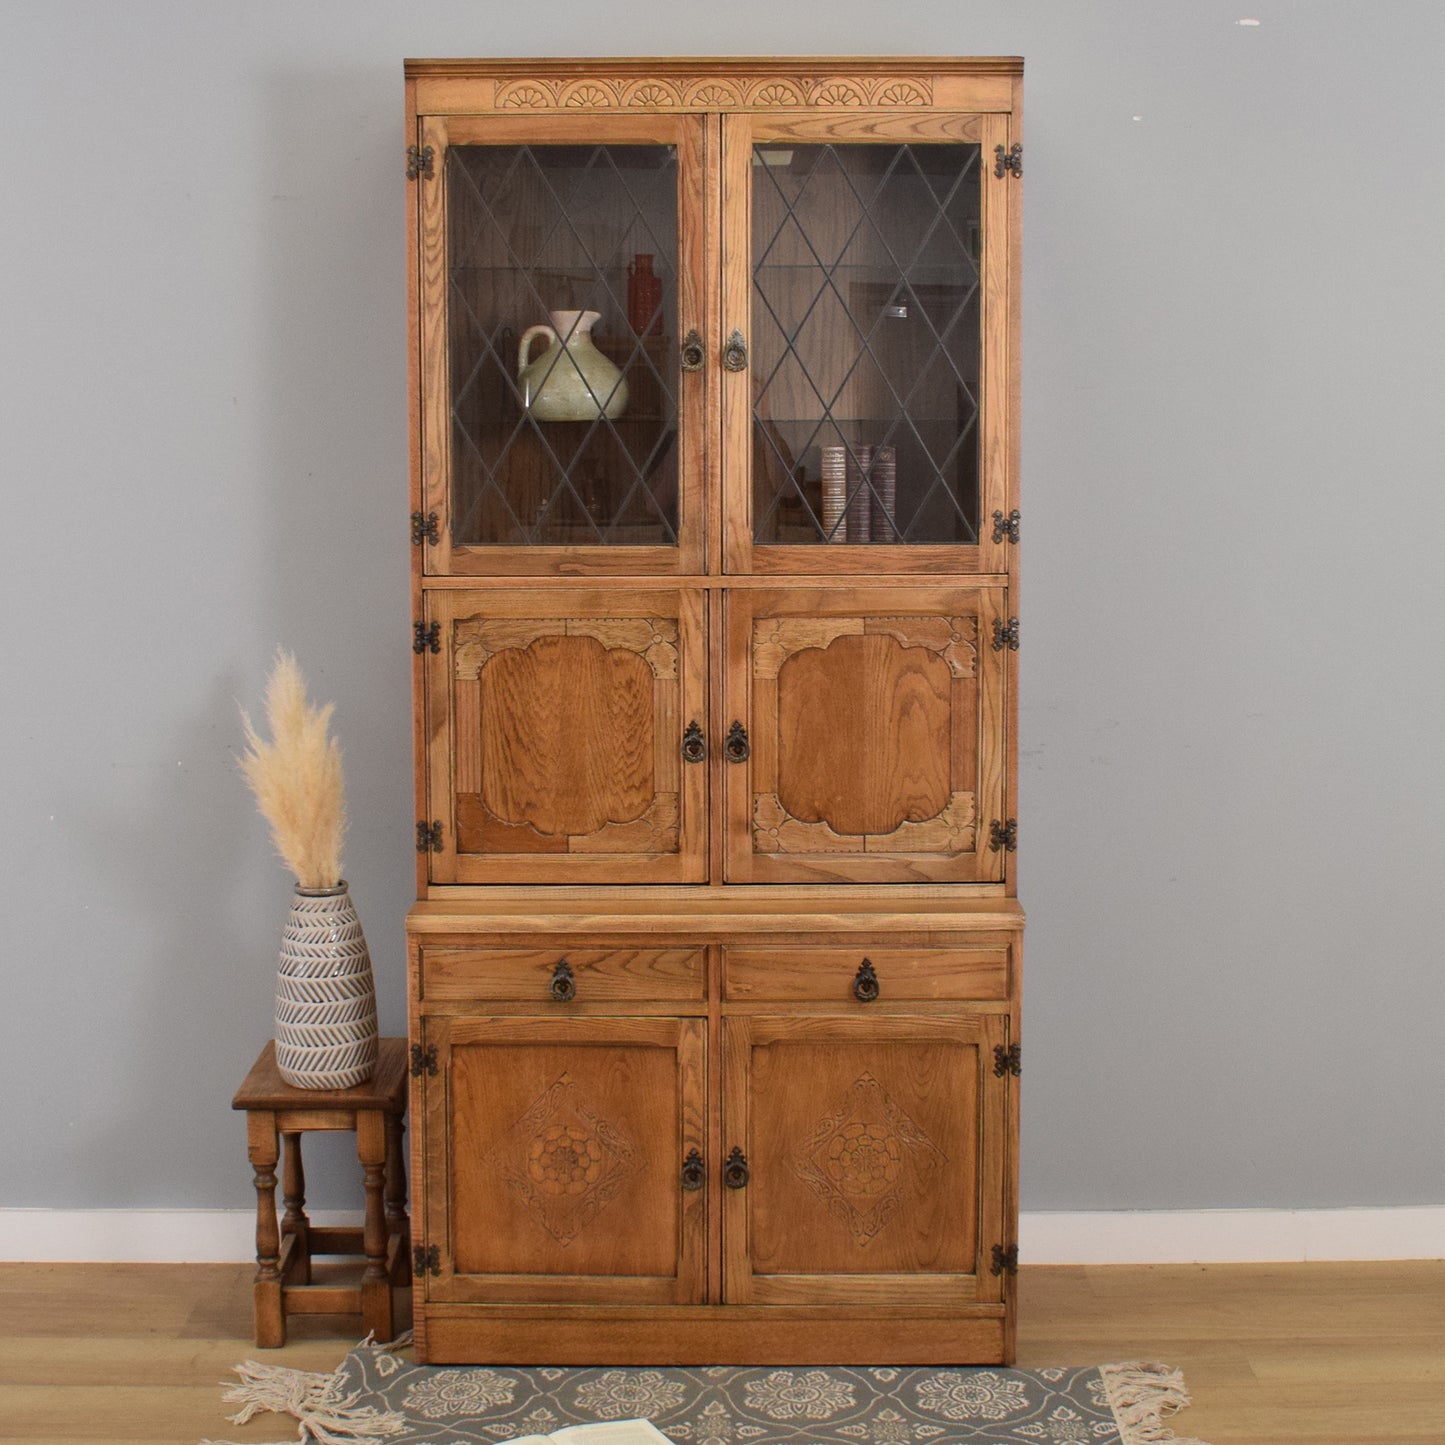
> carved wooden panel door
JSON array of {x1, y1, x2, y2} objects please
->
[
  {"x1": 722, "y1": 1014, "x2": 1009, "y2": 1305},
  {"x1": 724, "y1": 587, "x2": 1008, "y2": 882},
  {"x1": 424, "y1": 589, "x2": 707, "y2": 882},
  {"x1": 424, "y1": 1015, "x2": 707, "y2": 1305}
]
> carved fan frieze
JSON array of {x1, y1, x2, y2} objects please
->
[{"x1": 494, "y1": 73, "x2": 934, "y2": 111}]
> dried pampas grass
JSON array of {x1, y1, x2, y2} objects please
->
[{"x1": 239, "y1": 650, "x2": 347, "y2": 889}]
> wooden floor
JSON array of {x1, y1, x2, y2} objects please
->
[{"x1": 0, "y1": 1260, "x2": 1440, "y2": 1443}]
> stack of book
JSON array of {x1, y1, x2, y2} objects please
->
[{"x1": 820, "y1": 443, "x2": 898, "y2": 543}]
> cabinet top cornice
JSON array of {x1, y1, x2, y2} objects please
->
[
  {"x1": 405, "y1": 56, "x2": 1023, "y2": 77},
  {"x1": 405, "y1": 56, "x2": 1022, "y2": 113}
]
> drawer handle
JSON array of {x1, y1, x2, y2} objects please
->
[
  {"x1": 680, "y1": 1148, "x2": 706, "y2": 1191},
  {"x1": 722, "y1": 329, "x2": 749, "y2": 372},
  {"x1": 681, "y1": 720, "x2": 706, "y2": 763},
  {"x1": 853, "y1": 958, "x2": 880, "y2": 1003},
  {"x1": 724, "y1": 721, "x2": 750, "y2": 763},
  {"x1": 549, "y1": 959, "x2": 576, "y2": 1002},
  {"x1": 723, "y1": 1146, "x2": 750, "y2": 1189}
]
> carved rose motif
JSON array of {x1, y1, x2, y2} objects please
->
[
  {"x1": 528, "y1": 1124, "x2": 605, "y2": 1195},
  {"x1": 825, "y1": 1123, "x2": 902, "y2": 1198}
]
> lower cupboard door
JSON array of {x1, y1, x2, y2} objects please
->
[
  {"x1": 425, "y1": 1015, "x2": 706, "y2": 1304},
  {"x1": 723, "y1": 1014, "x2": 1010, "y2": 1306}
]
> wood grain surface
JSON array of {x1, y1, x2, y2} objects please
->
[
  {"x1": 426, "y1": 1015, "x2": 705, "y2": 1305},
  {"x1": 402, "y1": 59, "x2": 1024, "y2": 1364},
  {"x1": 6, "y1": 1260, "x2": 1443, "y2": 1441},
  {"x1": 724, "y1": 1013, "x2": 1006, "y2": 1307}
]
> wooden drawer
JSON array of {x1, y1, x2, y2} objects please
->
[
  {"x1": 422, "y1": 946, "x2": 705, "y2": 1003},
  {"x1": 724, "y1": 946, "x2": 1009, "y2": 1003}
]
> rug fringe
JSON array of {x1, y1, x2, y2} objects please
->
[
  {"x1": 1101, "y1": 1362, "x2": 1210, "y2": 1445},
  {"x1": 200, "y1": 1355, "x2": 406, "y2": 1445}
]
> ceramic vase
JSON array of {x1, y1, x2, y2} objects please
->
[
  {"x1": 517, "y1": 309, "x2": 628, "y2": 421},
  {"x1": 274, "y1": 882, "x2": 378, "y2": 1090}
]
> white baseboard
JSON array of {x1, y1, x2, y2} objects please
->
[
  {"x1": 0, "y1": 1208, "x2": 363, "y2": 1263},
  {"x1": 3, "y1": 1206, "x2": 1441, "y2": 1264},
  {"x1": 1020, "y1": 1206, "x2": 1445, "y2": 1264}
]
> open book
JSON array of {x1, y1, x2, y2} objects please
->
[{"x1": 512, "y1": 1421, "x2": 672, "y2": 1445}]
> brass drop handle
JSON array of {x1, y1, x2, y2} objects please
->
[
  {"x1": 680, "y1": 328, "x2": 705, "y2": 373},
  {"x1": 723, "y1": 1146, "x2": 750, "y2": 1189},
  {"x1": 722, "y1": 329, "x2": 749, "y2": 372},
  {"x1": 853, "y1": 958, "x2": 880, "y2": 1003},
  {"x1": 681, "y1": 720, "x2": 706, "y2": 763},
  {"x1": 680, "y1": 1148, "x2": 706, "y2": 1191},
  {"x1": 724, "y1": 721, "x2": 750, "y2": 763},
  {"x1": 549, "y1": 958, "x2": 576, "y2": 1002}
]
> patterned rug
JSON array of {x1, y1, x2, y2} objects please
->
[{"x1": 204, "y1": 1342, "x2": 1208, "y2": 1445}]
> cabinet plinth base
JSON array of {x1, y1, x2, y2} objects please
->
[{"x1": 414, "y1": 1306, "x2": 1011, "y2": 1366}]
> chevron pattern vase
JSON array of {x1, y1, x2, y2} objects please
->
[{"x1": 274, "y1": 882, "x2": 378, "y2": 1089}]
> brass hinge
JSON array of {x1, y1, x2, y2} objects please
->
[
  {"x1": 991, "y1": 1243, "x2": 1020, "y2": 1276},
  {"x1": 992, "y1": 508, "x2": 1021, "y2": 545},
  {"x1": 416, "y1": 820, "x2": 443, "y2": 854},
  {"x1": 409, "y1": 1042, "x2": 438, "y2": 1077},
  {"x1": 990, "y1": 818, "x2": 1018, "y2": 853},
  {"x1": 994, "y1": 143, "x2": 1022, "y2": 179},
  {"x1": 412, "y1": 1243, "x2": 440, "y2": 1276},
  {"x1": 994, "y1": 1043, "x2": 1022, "y2": 1077},
  {"x1": 992, "y1": 617, "x2": 1020, "y2": 652},
  {"x1": 411, "y1": 510, "x2": 439, "y2": 545},
  {"x1": 413, "y1": 620, "x2": 440, "y2": 654},
  {"x1": 406, "y1": 145, "x2": 435, "y2": 180}
]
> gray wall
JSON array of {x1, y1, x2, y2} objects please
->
[{"x1": 3, "y1": 0, "x2": 1441, "y2": 1215}]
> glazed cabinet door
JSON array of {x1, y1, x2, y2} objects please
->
[
  {"x1": 415, "y1": 112, "x2": 708, "y2": 575},
  {"x1": 724, "y1": 587, "x2": 1008, "y2": 883},
  {"x1": 720, "y1": 110, "x2": 1015, "y2": 574},
  {"x1": 422, "y1": 1014, "x2": 707, "y2": 1305},
  {"x1": 424, "y1": 589, "x2": 708, "y2": 883},
  {"x1": 722, "y1": 1013, "x2": 1010, "y2": 1305}
]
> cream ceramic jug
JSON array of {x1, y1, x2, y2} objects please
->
[{"x1": 517, "y1": 309, "x2": 629, "y2": 421}]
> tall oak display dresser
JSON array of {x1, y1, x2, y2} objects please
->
[{"x1": 403, "y1": 56, "x2": 1024, "y2": 1365}]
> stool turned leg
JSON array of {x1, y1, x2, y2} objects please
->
[
  {"x1": 385, "y1": 1113, "x2": 410, "y2": 1259},
  {"x1": 246, "y1": 1111, "x2": 284, "y2": 1348},
  {"x1": 281, "y1": 1131, "x2": 311, "y2": 1285},
  {"x1": 357, "y1": 1110, "x2": 393, "y2": 1340}
]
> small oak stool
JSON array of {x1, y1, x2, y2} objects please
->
[{"x1": 232, "y1": 1037, "x2": 410, "y2": 1347}]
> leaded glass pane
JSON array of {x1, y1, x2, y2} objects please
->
[
  {"x1": 447, "y1": 144, "x2": 680, "y2": 547},
  {"x1": 751, "y1": 143, "x2": 982, "y2": 546}
]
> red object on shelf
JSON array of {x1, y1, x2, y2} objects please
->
[{"x1": 628, "y1": 254, "x2": 664, "y2": 335}]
